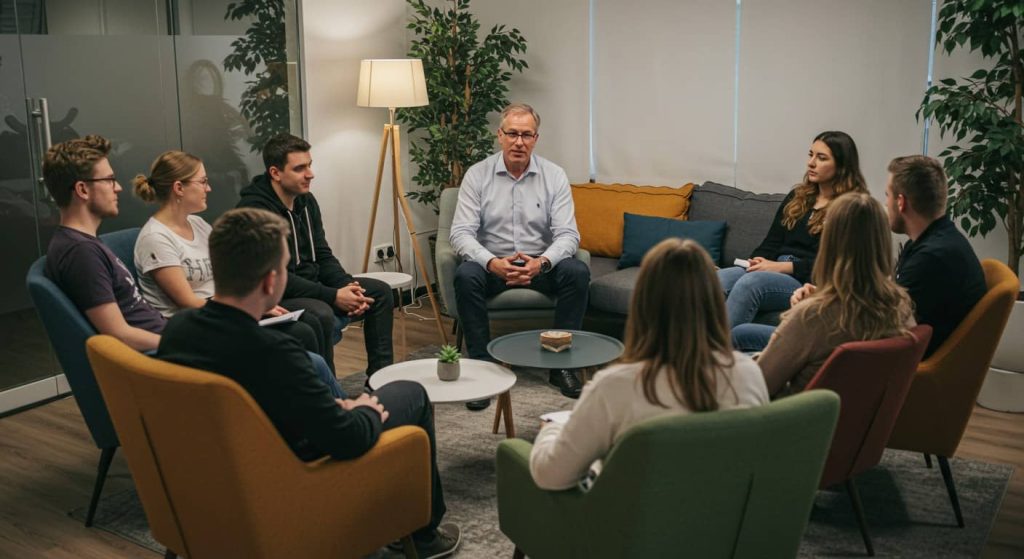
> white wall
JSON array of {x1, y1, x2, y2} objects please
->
[
  {"x1": 301, "y1": 1, "x2": 435, "y2": 285},
  {"x1": 301, "y1": 0, "x2": 1022, "y2": 276}
]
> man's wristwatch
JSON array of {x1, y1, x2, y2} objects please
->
[{"x1": 540, "y1": 257, "x2": 552, "y2": 274}]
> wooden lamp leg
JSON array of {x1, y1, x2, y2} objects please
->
[
  {"x1": 362, "y1": 124, "x2": 392, "y2": 272},
  {"x1": 390, "y1": 124, "x2": 449, "y2": 345}
]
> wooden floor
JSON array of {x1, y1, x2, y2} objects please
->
[{"x1": 0, "y1": 306, "x2": 1022, "y2": 558}]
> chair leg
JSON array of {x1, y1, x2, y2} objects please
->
[
  {"x1": 845, "y1": 478, "x2": 874, "y2": 556},
  {"x1": 513, "y1": 546, "x2": 525, "y2": 559},
  {"x1": 401, "y1": 535, "x2": 419, "y2": 558},
  {"x1": 937, "y1": 456, "x2": 965, "y2": 527},
  {"x1": 923, "y1": 453, "x2": 933, "y2": 468},
  {"x1": 85, "y1": 447, "x2": 117, "y2": 527},
  {"x1": 164, "y1": 550, "x2": 177, "y2": 559}
]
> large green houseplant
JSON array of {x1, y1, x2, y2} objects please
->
[
  {"x1": 918, "y1": 0, "x2": 1024, "y2": 279},
  {"x1": 223, "y1": 0, "x2": 293, "y2": 153},
  {"x1": 399, "y1": 0, "x2": 529, "y2": 214}
]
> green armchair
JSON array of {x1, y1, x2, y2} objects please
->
[
  {"x1": 496, "y1": 390, "x2": 840, "y2": 559},
  {"x1": 436, "y1": 187, "x2": 590, "y2": 348}
]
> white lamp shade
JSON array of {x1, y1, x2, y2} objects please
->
[{"x1": 356, "y1": 59, "x2": 429, "y2": 108}]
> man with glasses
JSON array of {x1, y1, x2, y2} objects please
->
[
  {"x1": 451, "y1": 103, "x2": 590, "y2": 409},
  {"x1": 42, "y1": 135, "x2": 165, "y2": 351}
]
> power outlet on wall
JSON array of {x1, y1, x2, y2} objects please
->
[{"x1": 373, "y1": 242, "x2": 395, "y2": 264}]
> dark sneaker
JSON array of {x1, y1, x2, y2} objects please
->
[
  {"x1": 549, "y1": 369, "x2": 582, "y2": 399},
  {"x1": 416, "y1": 523, "x2": 461, "y2": 558},
  {"x1": 388, "y1": 523, "x2": 462, "y2": 558},
  {"x1": 465, "y1": 398, "x2": 491, "y2": 411}
]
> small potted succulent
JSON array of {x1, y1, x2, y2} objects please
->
[{"x1": 436, "y1": 345, "x2": 461, "y2": 381}]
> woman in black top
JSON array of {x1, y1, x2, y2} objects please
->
[{"x1": 717, "y1": 131, "x2": 868, "y2": 331}]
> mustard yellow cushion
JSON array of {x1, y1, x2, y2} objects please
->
[{"x1": 571, "y1": 183, "x2": 695, "y2": 258}]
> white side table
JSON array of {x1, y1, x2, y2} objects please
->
[
  {"x1": 369, "y1": 358, "x2": 519, "y2": 438},
  {"x1": 355, "y1": 271, "x2": 413, "y2": 359}
]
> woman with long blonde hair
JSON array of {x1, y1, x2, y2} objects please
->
[
  {"x1": 744, "y1": 192, "x2": 916, "y2": 397},
  {"x1": 718, "y1": 131, "x2": 868, "y2": 337},
  {"x1": 529, "y1": 238, "x2": 769, "y2": 490}
]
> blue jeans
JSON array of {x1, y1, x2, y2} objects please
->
[
  {"x1": 308, "y1": 351, "x2": 345, "y2": 399},
  {"x1": 717, "y1": 262, "x2": 802, "y2": 327},
  {"x1": 731, "y1": 323, "x2": 777, "y2": 354}
]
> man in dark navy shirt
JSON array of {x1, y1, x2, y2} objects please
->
[
  {"x1": 885, "y1": 155, "x2": 986, "y2": 356},
  {"x1": 158, "y1": 208, "x2": 461, "y2": 558},
  {"x1": 42, "y1": 135, "x2": 165, "y2": 351}
]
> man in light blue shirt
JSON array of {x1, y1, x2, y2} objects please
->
[{"x1": 451, "y1": 103, "x2": 590, "y2": 406}]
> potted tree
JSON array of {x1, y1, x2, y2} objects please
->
[
  {"x1": 399, "y1": 0, "x2": 529, "y2": 214},
  {"x1": 919, "y1": 0, "x2": 1024, "y2": 411}
]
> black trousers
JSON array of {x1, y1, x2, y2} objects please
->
[
  {"x1": 453, "y1": 258, "x2": 590, "y2": 360},
  {"x1": 374, "y1": 380, "x2": 446, "y2": 538},
  {"x1": 281, "y1": 276, "x2": 394, "y2": 376},
  {"x1": 278, "y1": 298, "x2": 336, "y2": 372}
]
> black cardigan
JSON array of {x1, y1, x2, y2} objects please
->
[{"x1": 750, "y1": 190, "x2": 820, "y2": 283}]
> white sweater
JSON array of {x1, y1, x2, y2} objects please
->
[{"x1": 529, "y1": 352, "x2": 769, "y2": 490}]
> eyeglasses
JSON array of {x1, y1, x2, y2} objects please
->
[
  {"x1": 79, "y1": 176, "x2": 118, "y2": 186},
  {"x1": 500, "y1": 129, "x2": 537, "y2": 143},
  {"x1": 185, "y1": 177, "x2": 210, "y2": 186}
]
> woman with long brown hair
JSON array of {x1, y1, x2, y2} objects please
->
[
  {"x1": 744, "y1": 192, "x2": 916, "y2": 398},
  {"x1": 529, "y1": 238, "x2": 769, "y2": 490},
  {"x1": 718, "y1": 131, "x2": 868, "y2": 337}
]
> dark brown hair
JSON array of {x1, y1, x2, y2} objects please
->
[
  {"x1": 262, "y1": 133, "x2": 310, "y2": 173},
  {"x1": 623, "y1": 238, "x2": 735, "y2": 412},
  {"x1": 42, "y1": 134, "x2": 112, "y2": 208},
  {"x1": 209, "y1": 208, "x2": 290, "y2": 297},
  {"x1": 782, "y1": 130, "x2": 868, "y2": 235}
]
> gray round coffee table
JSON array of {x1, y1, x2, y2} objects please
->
[
  {"x1": 368, "y1": 358, "x2": 519, "y2": 438},
  {"x1": 488, "y1": 329, "x2": 625, "y2": 385}
]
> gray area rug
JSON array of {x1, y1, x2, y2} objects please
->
[{"x1": 72, "y1": 346, "x2": 1013, "y2": 558}]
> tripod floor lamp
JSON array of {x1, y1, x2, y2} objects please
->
[{"x1": 356, "y1": 58, "x2": 448, "y2": 344}]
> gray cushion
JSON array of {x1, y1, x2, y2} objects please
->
[
  {"x1": 487, "y1": 289, "x2": 557, "y2": 311},
  {"x1": 588, "y1": 255, "x2": 619, "y2": 282},
  {"x1": 589, "y1": 267, "x2": 641, "y2": 315},
  {"x1": 689, "y1": 182, "x2": 787, "y2": 266}
]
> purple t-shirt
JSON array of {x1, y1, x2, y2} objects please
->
[{"x1": 45, "y1": 226, "x2": 166, "y2": 334}]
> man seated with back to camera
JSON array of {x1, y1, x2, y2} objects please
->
[{"x1": 156, "y1": 208, "x2": 461, "y2": 558}]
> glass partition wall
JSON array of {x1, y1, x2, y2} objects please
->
[{"x1": 0, "y1": 0, "x2": 304, "y2": 413}]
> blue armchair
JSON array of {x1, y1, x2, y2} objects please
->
[{"x1": 24, "y1": 227, "x2": 141, "y2": 526}]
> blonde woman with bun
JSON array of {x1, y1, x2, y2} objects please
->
[
  {"x1": 529, "y1": 238, "x2": 769, "y2": 491},
  {"x1": 133, "y1": 151, "x2": 340, "y2": 383},
  {"x1": 745, "y1": 192, "x2": 916, "y2": 398},
  {"x1": 132, "y1": 151, "x2": 214, "y2": 316}
]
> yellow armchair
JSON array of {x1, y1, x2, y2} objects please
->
[
  {"x1": 86, "y1": 334, "x2": 430, "y2": 559},
  {"x1": 887, "y1": 259, "x2": 1019, "y2": 527}
]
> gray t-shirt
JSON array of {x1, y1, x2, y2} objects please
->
[{"x1": 135, "y1": 215, "x2": 214, "y2": 317}]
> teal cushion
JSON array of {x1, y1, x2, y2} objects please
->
[{"x1": 619, "y1": 213, "x2": 726, "y2": 268}]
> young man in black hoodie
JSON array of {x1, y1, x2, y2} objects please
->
[{"x1": 237, "y1": 134, "x2": 394, "y2": 377}]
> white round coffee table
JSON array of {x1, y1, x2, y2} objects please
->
[
  {"x1": 355, "y1": 271, "x2": 414, "y2": 358},
  {"x1": 369, "y1": 358, "x2": 519, "y2": 437}
]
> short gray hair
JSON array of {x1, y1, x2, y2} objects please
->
[{"x1": 500, "y1": 103, "x2": 540, "y2": 130}]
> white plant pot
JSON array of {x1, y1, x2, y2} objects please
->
[
  {"x1": 978, "y1": 299, "x2": 1024, "y2": 413},
  {"x1": 437, "y1": 360, "x2": 460, "y2": 382}
]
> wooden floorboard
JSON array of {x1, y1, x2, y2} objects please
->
[{"x1": 0, "y1": 306, "x2": 1021, "y2": 557}]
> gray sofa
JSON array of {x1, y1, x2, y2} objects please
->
[{"x1": 585, "y1": 181, "x2": 787, "y2": 331}]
